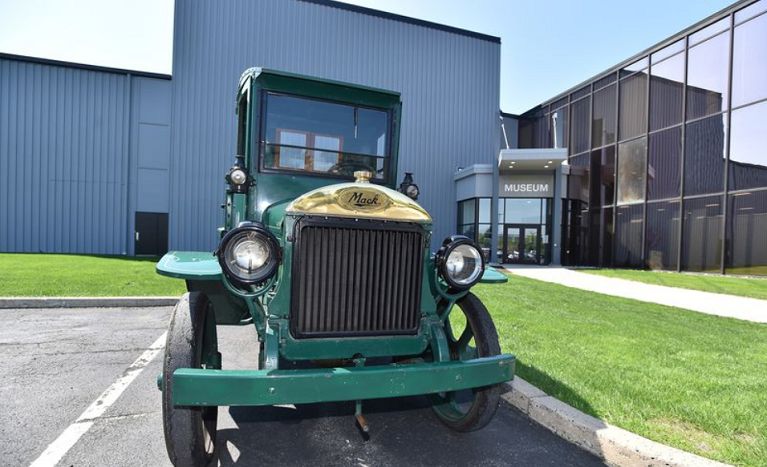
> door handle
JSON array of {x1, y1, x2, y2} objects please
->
[{"x1": 135, "y1": 231, "x2": 140, "y2": 242}]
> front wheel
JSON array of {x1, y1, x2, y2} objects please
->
[
  {"x1": 162, "y1": 292, "x2": 219, "y2": 467},
  {"x1": 431, "y1": 292, "x2": 503, "y2": 432}
]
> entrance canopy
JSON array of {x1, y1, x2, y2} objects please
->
[{"x1": 498, "y1": 148, "x2": 567, "y2": 173}]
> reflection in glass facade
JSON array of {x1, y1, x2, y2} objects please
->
[
  {"x1": 615, "y1": 204, "x2": 644, "y2": 267},
  {"x1": 645, "y1": 200, "x2": 680, "y2": 270},
  {"x1": 617, "y1": 137, "x2": 647, "y2": 205},
  {"x1": 457, "y1": 199, "x2": 477, "y2": 239},
  {"x1": 732, "y1": 12, "x2": 767, "y2": 106},
  {"x1": 551, "y1": 106, "x2": 568, "y2": 149},
  {"x1": 687, "y1": 31, "x2": 729, "y2": 120},
  {"x1": 727, "y1": 191, "x2": 767, "y2": 275},
  {"x1": 648, "y1": 127, "x2": 681, "y2": 200},
  {"x1": 650, "y1": 50, "x2": 685, "y2": 131},
  {"x1": 682, "y1": 196, "x2": 723, "y2": 272},
  {"x1": 592, "y1": 84, "x2": 617, "y2": 148},
  {"x1": 684, "y1": 113, "x2": 726, "y2": 196},
  {"x1": 570, "y1": 97, "x2": 590, "y2": 154},
  {"x1": 592, "y1": 146, "x2": 615, "y2": 206},
  {"x1": 517, "y1": 0, "x2": 767, "y2": 275},
  {"x1": 729, "y1": 101, "x2": 767, "y2": 190},
  {"x1": 619, "y1": 72, "x2": 647, "y2": 140}
]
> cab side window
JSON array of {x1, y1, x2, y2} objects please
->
[{"x1": 236, "y1": 91, "x2": 248, "y2": 156}]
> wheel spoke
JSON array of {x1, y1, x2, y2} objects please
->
[
  {"x1": 444, "y1": 318, "x2": 458, "y2": 342},
  {"x1": 457, "y1": 326, "x2": 473, "y2": 350},
  {"x1": 446, "y1": 392, "x2": 465, "y2": 413},
  {"x1": 432, "y1": 391, "x2": 467, "y2": 421},
  {"x1": 460, "y1": 345, "x2": 478, "y2": 360}
]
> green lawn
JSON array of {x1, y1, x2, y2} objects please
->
[
  {"x1": 0, "y1": 254, "x2": 186, "y2": 296},
  {"x1": 580, "y1": 268, "x2": 767, "y2": 300},
  {"x1": 474, "y1": 275, "x2": 767, "y2": 466}
]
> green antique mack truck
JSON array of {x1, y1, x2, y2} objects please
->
[{"x1": 156, "y1": 68, "x2": 515, "y2": 466}]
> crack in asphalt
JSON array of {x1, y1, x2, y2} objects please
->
[{"x1": 83, "y1": 411, "x2": 158, "y2": 423}]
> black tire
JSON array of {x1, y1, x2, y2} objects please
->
[
  {"x1": 162, "y1": 292, "x2": 218, "y2": 467},
  {"x1": 432, "y1": 292, "x2": 502, "y2": 432}
]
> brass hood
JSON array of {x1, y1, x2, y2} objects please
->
[{"x1": 286, "y1": 183, "x2": 431, "y2": 222}]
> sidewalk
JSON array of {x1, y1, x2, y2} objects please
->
[{"x1": 505, "y1": 265, "x2": 767, "y2": 324}]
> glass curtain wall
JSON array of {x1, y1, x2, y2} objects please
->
[
  {"x1": 532, "y1": 0, "x2": 767, "y2": 275},
  {"x1": 457, "y1": 198, "x2": 493, "y2": 261}
]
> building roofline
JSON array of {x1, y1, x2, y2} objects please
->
[
  {"x1": 0, "y1": 52, "x2": 172, "y2": 80},
  {"x1": 299, "y1": 0, "x2": 501, "y2": 44},
  {"x1": 524, "y1": 0, "x2": 757, "y2": 113},
  {"x1": 454, "y1": 164, "x2": 494, "y2": 181}
]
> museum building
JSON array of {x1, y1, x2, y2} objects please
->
[{"x1": 457, "y1": 0, "x2": 767, "y2": 275}]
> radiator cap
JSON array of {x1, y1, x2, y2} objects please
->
[{"x1": 354, "y1": 170, "x2": 373, "y2": 183}]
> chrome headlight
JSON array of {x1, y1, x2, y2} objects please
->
[
  {"x1": 436, "y1": 235, "x2": 484, "y2": 290},
  {"x1": 217, "y1": 222, "x2": 280, "y2": 286}
]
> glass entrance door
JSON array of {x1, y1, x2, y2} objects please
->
[
  {"x1": 504, "y1": 227, "x2": 521, "y2": 263},
  {"x1": 504, "y1": 224, "x2": 541, "y2": 264}
]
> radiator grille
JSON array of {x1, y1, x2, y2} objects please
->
[{"x1": 290, "y1": 217, "x2": 424, "y2": 338}]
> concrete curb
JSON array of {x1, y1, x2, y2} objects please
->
[
  {"x1": 0, "y1": 296, "x2": 178, "y2": 309},
  {"x1": 501, "y1": 378, "x2": 730, "y2": 467}
]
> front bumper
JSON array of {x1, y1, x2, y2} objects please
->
[{"x1": 171, "y1": 354, "x2": 515, "y2": 406}]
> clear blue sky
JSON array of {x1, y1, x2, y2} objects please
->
[{"x1": 0, "y1": 0, "x2": 735, "y2": 113}]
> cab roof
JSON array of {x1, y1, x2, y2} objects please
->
[{"x1": 238, "y1": 67, "x2": 401, "y2": 109}]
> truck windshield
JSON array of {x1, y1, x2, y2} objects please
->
[{"x1": 261, "y1": 93, "x2": 389, "y2": 180}]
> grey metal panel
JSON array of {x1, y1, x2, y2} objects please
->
[
  {"x1": 137, "y1": 79, "x2": 172, "y2": 124},
  {"x1": 169, "y1": 0, "x2": 501, "y2": 251},
  {"x1": 137, "y1": 124, "x2": 171, "y2": 170},
  {"x1": 454, "y1": 165, "x2": 495, "y2": 201},
  {"x1": 0, "y1": 58, "x2": 131, "y2": 254},
  {"x1": 133, "y1": 77, "x2": 172, "y2": 221},
  {"x1": 136, "y1": 168, "x2": 171, "y2": 213}
]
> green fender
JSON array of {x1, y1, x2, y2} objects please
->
[
  {"x1": 479, "y1": 268, "x2": 508, "y2": 284},
  {"x1": 156, "y1": 251, "x2": 222, "y2": 280}
]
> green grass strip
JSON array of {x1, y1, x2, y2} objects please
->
[
  {"x1": 475, "y1": 275, "x2": 767, "y2": 465},
  {"x1": 581, "y1": 268, "x2": 767, "y2": 300},
  {"x1": 0, "y1": 253, "x2": 186, "y2": 297}
]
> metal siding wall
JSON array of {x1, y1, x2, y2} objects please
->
[
  {"x1": 0, "y1": 59, "x2": 130, "y2": 254},
  {"x1": 169, "y1": 0, "x2": 501, "y2": 250},
  {"x1": 134, "y1": 77, "x2": 172, "y2": 214}
]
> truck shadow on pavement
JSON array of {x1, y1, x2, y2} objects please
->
[{"x1": 213, "y1": 394, "x2": 605, "y2": 466}]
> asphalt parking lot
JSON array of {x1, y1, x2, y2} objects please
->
[{"x1": 2, "y1": 306, "x2": 603, "y2": 466}]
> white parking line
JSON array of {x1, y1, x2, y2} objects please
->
[{"x1": 29, "y1": 332, "x2": 167, "y2": 467}]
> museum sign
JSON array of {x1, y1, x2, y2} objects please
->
[{"x1": 499, "y1": 174, "x2": 554, "y2": 198}]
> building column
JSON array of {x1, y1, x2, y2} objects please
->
[
  {"x1": 551, "y1": 165, "x2": 565, "y2": 265},
  {"x1": 490, "y1": 159, "x2": 500, "y2": 264}
]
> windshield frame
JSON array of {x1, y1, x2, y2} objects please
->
[{"x1": 256, "y1": 90, "x2": 394, "y2": 184}]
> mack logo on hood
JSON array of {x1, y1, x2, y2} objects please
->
[{"x1": 338, "y1": 187, "x2": 391, "y2": 212}]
